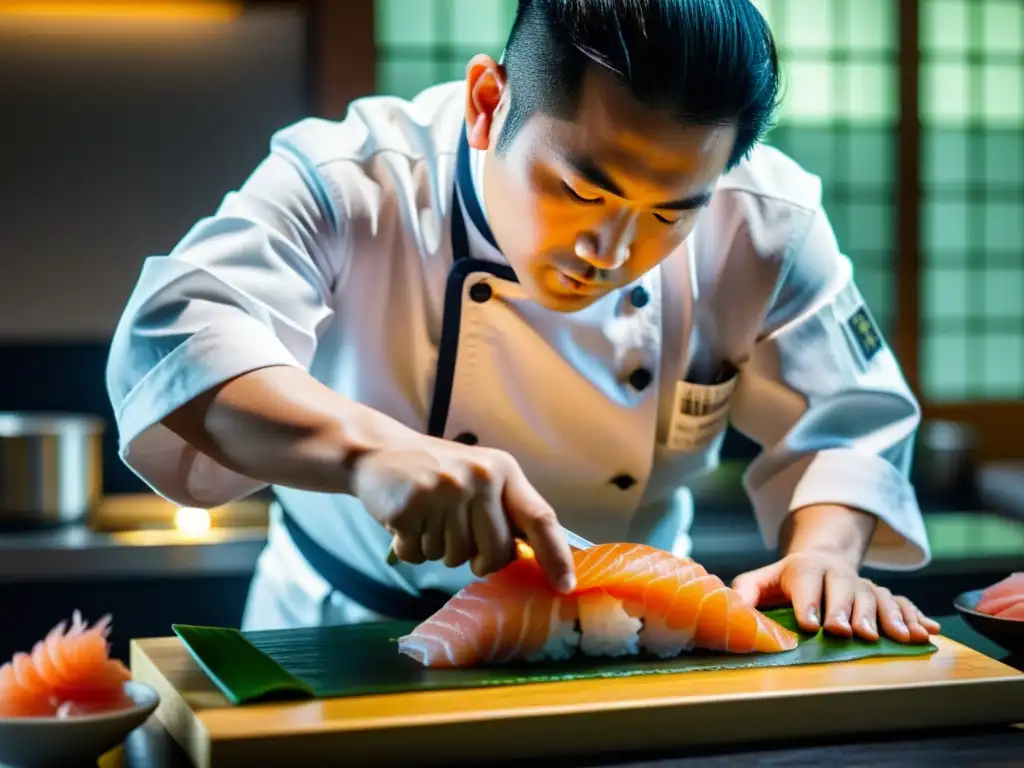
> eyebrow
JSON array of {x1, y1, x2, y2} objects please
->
[{"x1": 567, "y1": 154, "x2": 713, "y2": 211}]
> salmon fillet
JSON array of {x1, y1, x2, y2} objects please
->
[{"x1": 398, "y1": 543, "x2": 799, "y2": 668}]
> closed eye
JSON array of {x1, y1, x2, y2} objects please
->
[
  {"x1": 654, "y1": 213, "x2": 680, "y2": 225},
  {"x1": 562, "y1": 182, "x2": 603, "y2": 204}
]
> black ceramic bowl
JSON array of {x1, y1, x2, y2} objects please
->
[{"x1": 953, "y1": 588, "x2": 1024, "y2": 654}]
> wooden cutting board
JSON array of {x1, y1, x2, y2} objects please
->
[{"x1": 130, "y1": 633, "x2": 1024, "y2": 767}]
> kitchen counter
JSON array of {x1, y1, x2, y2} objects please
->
[
  {"x1": 100, "y1": 615, "x2": 1023, "y2": 768},
  {"x1": 0, "y1": 494, "x2": 269, "y2": 582},
  {"x1": 2, "y1": 493, "x2": 1024, "y2": 589},
  {"x1": 0, "y1": 524, "x2": 268, "y2": 581},
  {"x1": 2, "y1": 493, "x2": 1023, "y2": 584}
]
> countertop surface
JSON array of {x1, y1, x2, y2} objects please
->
[
  {"x1": 100, "y1": 615, "x2": 1023, "y2": 768},
  {"x1": 0, "y1": 495, "x2": 270, "y2": 580},
  {"x1": 2, "y1": 493, "x2": 1023, "y2": 581}
]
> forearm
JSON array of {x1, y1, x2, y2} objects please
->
[
  {"x1": 161, "y1": 364, "x2": 416, "y2": 495},
  {"x1": 779, "y1": 504, "x2": 878, "y2": 568}
]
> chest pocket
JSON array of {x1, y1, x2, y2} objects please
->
[{"x1": 665, "y1": 363, "x2": 738, "y2": 452}]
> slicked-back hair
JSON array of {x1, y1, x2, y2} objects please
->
[{"x1": 496, "y1": 0, "x2": 782, "y2": 170}]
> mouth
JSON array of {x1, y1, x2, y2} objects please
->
[{"x1": 552, "y1": 269, "x2": 606, "y2": 296}]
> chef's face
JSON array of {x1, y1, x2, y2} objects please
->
[{"x1": 464, "y1": 55, "x2": 737, "y2": 313}]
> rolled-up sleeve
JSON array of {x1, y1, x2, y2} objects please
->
[
  {"x1": 730, "y1": 207, "x2": 930, "y2": 570},
  {"x1": 106, "y1": 127, "x2": 346, "y2": 508}
]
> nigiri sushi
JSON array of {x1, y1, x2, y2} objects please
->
[
  {"x1": 398, "y1": 543, "x2": 800, "y2": 668},
  {"x1": 0, "y1": 611, "x2": 134, "y2": 718},
  {"x1": 975, "y1": 572, "x2": 1024, "y2": 621}
]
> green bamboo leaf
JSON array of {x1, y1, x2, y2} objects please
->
[
  {"x1": 172, "y1": 624, "x2": 316, "y2": 705},
  {"x1": 174, "y1": 608, "x2": 938, "y2": 706}
]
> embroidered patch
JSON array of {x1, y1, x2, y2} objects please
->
[{"x1": 847, "y1": 306, "x2": 883, "y2": 363}]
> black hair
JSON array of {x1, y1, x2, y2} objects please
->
[{"x1": 496, "y1": 0, "x2": 782, "y2": 170}]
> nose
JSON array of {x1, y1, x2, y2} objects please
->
[{"x1": 574, "y1": 211, "x2": 636, "y2": 271}]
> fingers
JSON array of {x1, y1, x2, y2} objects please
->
[
  {"x1": 442, "y1": 496, "x2": 474, "y2": 568},
  {"x1": 730, "y1": 562, "x2": 781, "y2": 608},
  {"x1": 501, "y1": 459, "x2": 575, "y2": 593},
  {"x1": 839, "y1": 580, "x2": 939, "y2": 644},
  {"x1": 784, "y1": 561, "x2": 826, "y2": 633},
  {"x1": 874, "y1": 585, "x2": 911, "y2": 643},
  {"x1": 420, "y1": 508, "x2": 447, "y2": 562},
  {"x1": 425, "y1": 467, "x2": 471, "y2": 564},
  {"x1": 895, "y1": 596, "x2": 936, "y2": 643},
  {"x1": 850, "y1": 584, "x2": 879, "y2": 641},
  {"x1": 390, "y1": 516, "x2": 426, "y2": 565},
  {"x1": 468, "y1": 466, "x2": 514, "y2": 579},
  {"x1": 919, "y1": 612, "x2": 942, "y2": 634},
  {"x1": 822, "y1": 570, "x2": 855, "y2": 637}
]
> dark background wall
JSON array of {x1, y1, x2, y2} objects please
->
[{"x1": 0, "y1": 7, "x2": 311, "y2": 493}]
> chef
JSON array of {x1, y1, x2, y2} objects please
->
[{"x1": 106, "y1": 0, "x2": 939, "y2": 644}]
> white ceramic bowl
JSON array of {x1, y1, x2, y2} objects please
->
[{"x1": 0, "y1": 681, "x2": 159, "y2": 767}]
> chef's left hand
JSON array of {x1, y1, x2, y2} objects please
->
[{"x1": 731, "y1": 550, "x2": 940, "y2": 644}]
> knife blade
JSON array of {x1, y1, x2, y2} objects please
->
[{"x1": 385, "y1": 525, "x2": 594, "y2": 566}]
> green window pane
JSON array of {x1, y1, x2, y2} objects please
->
[
  {"x1": 923, "y1": 268, "x2": 970, "y2": 322},
  {"x1": 780, "y1": 60, "x2": 836, "y2": 124},
  {"x1": 983, "y1": 131, "x2": 1024, "y2": 186},
  {"x1": 844, "y1": 0, "x2": 895, "y2": 51},
  {"x1": 451, "y1": 0, "x2": 513, "y2": 51},
  {"x1": 438, "y1": 57, "x2": 468, "y2": 83},
  {"x1": 982, "y1": 0, "x2": 1024, "y2": 55},
  {"x1": 844, "y1": 62, "x2": 897, "y2": 122},
  {"x1": 772, "y1": 128, "x2": 835, "y2": 179},
  {"x1": 983, "y1": 268, "x2": 1024, "y2": 321},
  {"x1": 377, "y1": 58, "x2": 442, "y2": 100},
  {"x1": 922, "y1": 199, "x2": 969, "y2": 261},
  {"x1": 751, "y1": 0, "x2": 780, "y2": 33},
  {"x1": 982, "y1": 334, "x2": 1024, "y2": 398},
  {"x1": 846, "y1": 129, "x2": 894, "y2": 187},
  {"x1": 778, "y1": 0, "x2": 836, "y2": 52},
  {"x1": 921, "y1": 63, "x2": 970, "y2": 126},
  {"x1": 844, "y1": 201, "x2": 893, "y2": 255},
  {"x1": 921, "y1": 0, "x2": 970, "y2": 53},
  {"x1": 853, "y1": 267, "x2": 892, "y2": 321},
  {"x1": 984, "y1": 201, "x2": 1024, "y2": 253},
  {"x1": 829, "y1": 207, "x2": 850, "y2": 256},
  {"x1": 983, "y1": 63, "x2": 1024, "y2": 126},
  {"x1": 921, "y1": 333, "x2": 971, "y2": 401},
  {"x1": 923, "y1": 130, "x2": 969, "y2": 187},
  {"x1": 376, "y1": 0, "x2": 437, "y2": 47}
]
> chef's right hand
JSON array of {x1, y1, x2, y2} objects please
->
[{"x1": 351, "y1": 437, "x2": 576, "y2": 593}]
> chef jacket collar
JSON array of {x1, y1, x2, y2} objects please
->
[{"x1": 456, "y1": 130, "x2": 509, "y2": 268}]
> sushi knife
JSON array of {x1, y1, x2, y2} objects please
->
[{"x1": 385, "y1": 525, "x2": 594, "y2": 566}]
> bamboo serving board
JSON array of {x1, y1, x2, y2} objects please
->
[{"x1": 130, "y1": 633, "x2": 1024, "y2": 767}]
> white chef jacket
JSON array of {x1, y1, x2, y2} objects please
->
[{"x1": 106, "y1": 80, "x2": 931, "y2": 628}]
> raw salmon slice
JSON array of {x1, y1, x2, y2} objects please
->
[
  {"x1": 976, "y1": 572, "x2": 1024, "y2": 621},
  {"x1": 398, "y1": 543, "x2": 800, "y2": 668}
]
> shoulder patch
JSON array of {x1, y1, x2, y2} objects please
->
[{"x1": 847, "y1": 305, "x2": 883, "y2": 363}]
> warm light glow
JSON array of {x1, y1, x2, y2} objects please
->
[
  {"x1": 174, "y1": 506, "x2": 212, "y2": 536},
  {"x1": 0, "y1": 1, "x2": 242, "y2": 22}
]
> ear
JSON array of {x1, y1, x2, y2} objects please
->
[{"x1": 464, "y1": 54, "x2": 507, "y2": 151}]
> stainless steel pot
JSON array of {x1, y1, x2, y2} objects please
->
[{"x1": 0, "y1": 412, "x2": 105, "y2": 529}]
